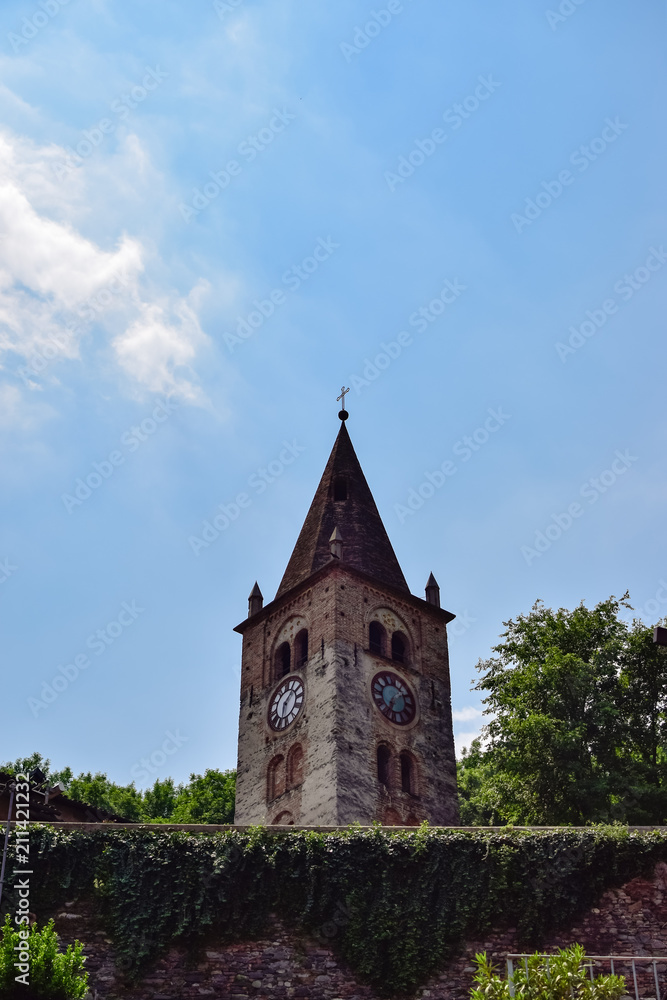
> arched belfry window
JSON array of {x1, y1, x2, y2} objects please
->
[
  {"x1": 369, "y1": 621, "x2": 386, "y2": 656},
  {"x1": 400, "y1": 751, "x2": 417, "y2": 796},
  {"x1": 391, "y1": 631, "x2": 407, "y2": 664},
  {"x1": 333, "y1": 476, "x2": 348, "y2": 501},
  {"x1": 377, "y1": 744, "x2": 391, "y2": 787},
  {"x1": 295, "y1": 629, "x2": 308, "y2": 668},
  {"x1": 275, "y1": 641, "x2": 290, "y2": 680},
  {"x1": 287, "y1": 744, "x2": 304, "y2": 788},
  {"x1": 267, "y1": 755, "x2": 285, "y2": 801}
]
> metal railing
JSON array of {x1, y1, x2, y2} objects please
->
[{"x1": 506, "y1": 954, "x2": 667, "y2": 1000}]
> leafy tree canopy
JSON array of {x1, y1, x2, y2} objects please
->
[
  {"x1": 458, "y1": 594, "x2": 667, "y2": 826},
  {"x1": 0, "y1": 753, "x2": 236, "y2": 825}
]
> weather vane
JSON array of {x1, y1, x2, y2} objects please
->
[{"x1": 337, "y1": 386, "x2": 349, "y2": 421}]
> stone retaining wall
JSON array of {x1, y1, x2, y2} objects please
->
[{"x1": 51, "y1": 862, "x2": 667, "y2": 1000}]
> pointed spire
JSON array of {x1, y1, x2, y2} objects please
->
[
  {"x1": 248, "y1": 582, "x2": 263, "y2": 617},
  {"x1": 425, "y1": 572, "x2": 440, "y2": 608},
  {"x1": 275, "y1": 422, "x2": 409, "y2": 598},
  {"x1": 329, "y1": 527, "x2": 343, "y2": 560}
]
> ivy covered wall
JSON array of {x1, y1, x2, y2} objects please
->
[{"x1": 7, "y1": 825, "x2": 667, "y2": 997}]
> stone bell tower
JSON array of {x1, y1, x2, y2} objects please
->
[{"x1": 233, "y1": 406, "x2": 459, "y2": 826}]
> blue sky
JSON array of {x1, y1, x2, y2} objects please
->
[{"x1": 1, "y1": 0, "x2": 666, "y2": 788}]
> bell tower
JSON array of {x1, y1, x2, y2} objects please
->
[{"x1": 233, "y1": 408, "x2": 459, "y2": 826}]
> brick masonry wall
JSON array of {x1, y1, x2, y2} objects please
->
[{"x1": 50, "y1": 861, "x2": 667, "y2": 1000}]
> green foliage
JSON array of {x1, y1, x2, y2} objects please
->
[
  {"x1": 471, "y1": 945, "x2": 626, "y2": 1000},
  {"x1": 0, "y1": 752, "x2": 73, "y2": 789},
  {"x1": 7, "y1": 825, "x2": 667, "y2": 997},
  {"x1": 0, "y1": 916, "x2": 88, "y2": 999},
  {"x1": 169, "y1": 769, "x2": 236, "y2": 824},
  {"x1": 66, "y1": 772, "x2": 146, "y2": 821},
  {"x1": 0, "y1": 756, "x2": 236, "y2": 825},
  {"x1": 458, "y1": 594, "x2": 667, "y2": 826}
]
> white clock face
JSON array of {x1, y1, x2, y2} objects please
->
[{"x1": 268, "y1": 676, "x2": 304, "y2": 731}]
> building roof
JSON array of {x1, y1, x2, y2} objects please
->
[
  {"x1": 0, "y1": 773, "x2": 134, "y2": 824},
  {"x1": 275, "y1": 421, "x2": 409, "y2": 599}
]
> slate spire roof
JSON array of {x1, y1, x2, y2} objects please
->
[{"x1": 275, "y1": 421, "x2": 409, "y2": 598}]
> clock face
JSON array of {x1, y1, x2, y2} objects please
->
[
  {"x1": 371, "y1": 671, "x2": 416, "y2": 726},
  {"x1": 268, "y1": 676, "x2": 304, "y2": 731}
]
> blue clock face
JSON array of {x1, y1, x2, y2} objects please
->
[
  {"x1": 268, "y1": 677, "x2": 304, "y2": 731},
  {"x1": 371, "y1": 671, "x2": 416, "y2": 725}
]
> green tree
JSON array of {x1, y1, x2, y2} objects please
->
[
  {"x1": 616, "y1": 621, "x2": 667, "y2": 822},
  {"x1": 1, "y1": 757, "x2": 236, "y2": 824},
  {"x1": 170, "y1": 769, "x2": 236, "y2": 824},
  {"x1": 0, "y1": 752, "x2": 72, "y2": 788},
  {"x1": 458, "y1": 594, "x2": 667, "y2": 826},
  {"x1": 142, "y1": 777, "x2": 181, "y2": 821},
  {"x1": 65, "y1": 772, "x2": 145, "y2": 821}
]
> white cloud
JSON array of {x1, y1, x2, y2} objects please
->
[
  {"x1": 113, "y1": 288, "x2": 208, "y2": 402},
  {"x1": 454, "y1": 729, "x2": 484, "y2": 757},
  {"x1": 452, "y1": 705, "x2": 485, "y2": 722},
  {"x1": 0, "y1": 122, "x2": 210, "y2": 403},
  {"x1": 452, "y1": 706, "x2": 488, "y2": 758}
]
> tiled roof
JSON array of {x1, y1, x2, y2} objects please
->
[{"x1": 276, "y1": 422, "x2": 409, "y2": 598}]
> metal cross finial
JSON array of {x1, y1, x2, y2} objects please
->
[{"x1": 337, "y1": 386, "x2": 350, "y2": 421}]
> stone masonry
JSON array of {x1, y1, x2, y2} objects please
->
[
  {"x1": 50, "y1": 861, "x2": 667, "y2": 999},
  {"x1": 233, "y1": 419, "x2": 459, "y2": 828}
]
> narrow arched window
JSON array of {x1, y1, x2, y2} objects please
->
[
  {"x1": 377, "y1": 744, "x2": 391, "y2": 787},
  {"x1": 267, "y1": 755, "x2": 285, "y2": 801},
  {"x1": 391, "y1": 632, "x2": 407, "y2": 664},
  {"x1": 400, "y1": 751, "x2": 415, "y2": 795},
  {"x1": 275, "y1": 641, "x2": 290, "y2": 680},
  {"x1": 295, "y1": 629, "x2": 308, "y2": 668},
  {"x1": 369, "y1": 621, "x2": 386, "y2": 656},
  {"x1": 333, "y1": 476, "x2": 348, "y2": 501},
  {"x1": 287, "y1": 744, "x2": 304, "y2": 788}
]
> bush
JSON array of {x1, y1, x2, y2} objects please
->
[
  {"x1": 471, "y1": 945, "x2": 626, "y2": 1000},
  {"x1": 0, "y1": 916, "x2": 89, "y2": 999}
]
